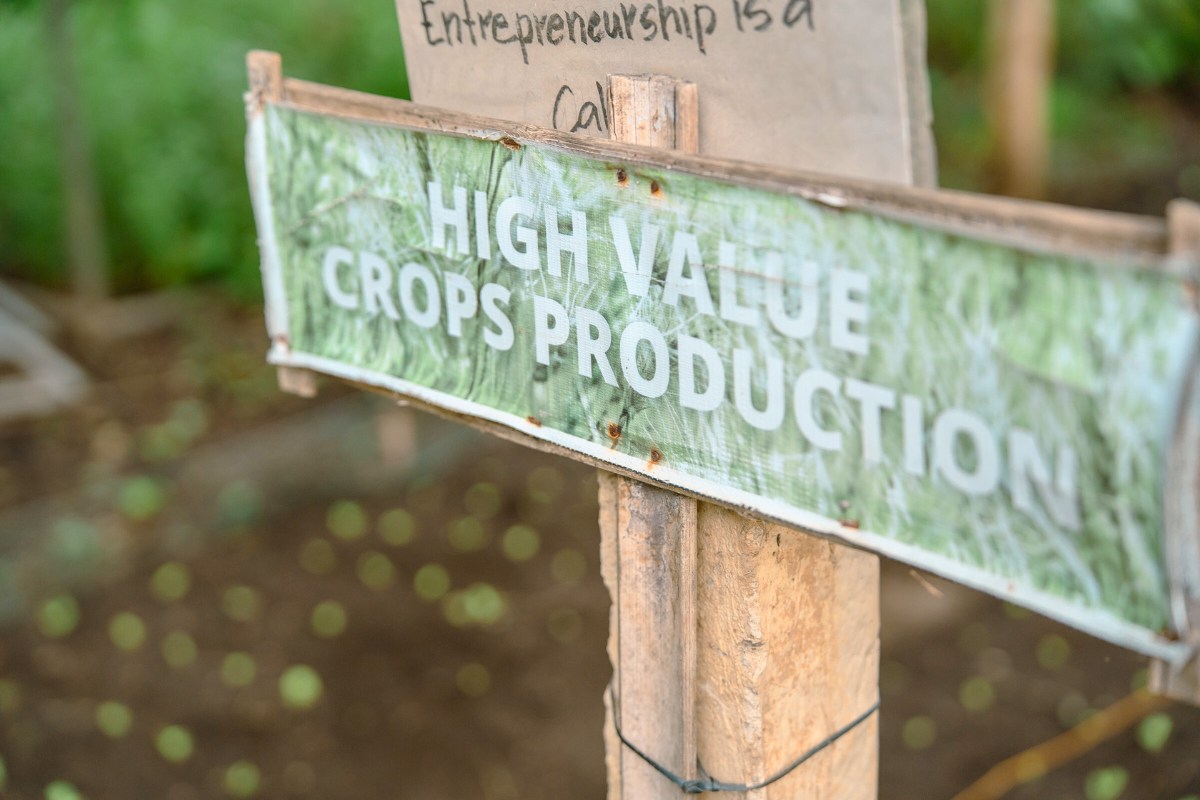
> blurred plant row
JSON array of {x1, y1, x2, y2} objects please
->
[
  {"x1": 0, "y1": 0, "x2": 408, "y2": 298},
  {"x1": 0, "y1": 0, "x2": 1196, "y2": 297}
]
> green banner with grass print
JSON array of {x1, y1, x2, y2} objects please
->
[{"x1": 251, "y1": 101, "x2": 1198, "y2": 658}]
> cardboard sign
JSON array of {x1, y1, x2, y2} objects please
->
[
  {"x1": 394, "y1": 0, "x2": 930, "y2": 184},
  {"x1": 247, "y1": 80, "x2": 1199, "y2": 662}
]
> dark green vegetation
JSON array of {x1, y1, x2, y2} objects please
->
[
  {"x1": 1, "y1": 1, "x2": 1198, "y2": 297},
  {"x1": 0, "y1": 0, "x2": 407, "y2": 297},
  {"x1": 926, "y1": 0, "x2": 1200, "y2": 203}
]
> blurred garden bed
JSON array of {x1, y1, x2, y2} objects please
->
[{"x1": 0, "y1": 292, "x2": 1196, "y2": 799}]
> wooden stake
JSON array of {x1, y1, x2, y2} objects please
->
[
  {"x1": 247, "y1": 50, "x2": 284, "y2": 107},
  {"x1": 600, "y1": 474, "x2": 699, "y2": 798},
  {"x1": 694, "y1": 508, "x2": 879, "y2": 799},
  {"x1": 275, "y1": 366, "x2": 316, "y2": 398},
  {"x1": 1152, "y1": 198, "x2": 1200, "y2": 705},
  {"x1": 601, "y1": 74, "x2": 700, "y2": 799},
  {"x1": 600, "y1": 73, "x2": 880, "y2": 799},
  {"x1": 48, "y1": 0, "x2": 109, "y2": 299},
  {"x1": 900, "y1": 0, "x2": 938, "y2": 188},
  {"x1": 247, "y1": 51, "x2": 317, "y2": 399}
]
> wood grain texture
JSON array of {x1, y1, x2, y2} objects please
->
[
  {"x1": 695, "y1": 506, "x2": 879, "y2": 799},
  {"x1": 248, "y1": 51, "x2": 319, "y2": 399},
  {"x1": 1153, "y1": 199, "x2": 1200, "y2": 705},
  {"x1": 273, "y1": 76, "x2": 1172, "y2": 267},
  {"x1": 607, "y1": 75, "x2": 699, "y2": 153},
  {"x1": 602, "y1": 74, "x2": 701, "y2": 800},
  {"x1": 984, "y1": 0, "x2": 1055, "y2": 199},
  {"x1": 246, "y1": 50, "x2": 283, "y2": 106},
  {"x1": 599, "y1": 473, "x2": 622, "y2": 800},
  {"x1": 604, "y1": 455, "x2": 882, "y2": 800},
  {"x1": 899, "y1": 0, "x2": 937, "y2": 189},
  {"x1": 277, "y1": 366, "x2": 317, "y2": 398}
]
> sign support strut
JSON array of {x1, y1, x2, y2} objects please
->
[{"x1": 599, "y1": 73, "x2": 881, "y2": 799}]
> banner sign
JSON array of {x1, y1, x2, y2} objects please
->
[{"x1": 247, "y1": 83, "x2": 1199, "y2": 661}]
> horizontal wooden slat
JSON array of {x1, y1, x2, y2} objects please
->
[{"x1": 279, "y1": 77, "x2": 1172, "y2": 269}]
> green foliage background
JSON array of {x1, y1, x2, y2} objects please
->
[
  {"x1": 0, "y1": 0, "x2": 1196, "y2": 295},
  {"x1": 0, "y1": 0, "x2": 407, "y2": 296}
]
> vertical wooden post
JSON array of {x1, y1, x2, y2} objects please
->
[
  {"x1": 600, "y1": 74, "x2": 701, "y2": 800},
  {"x1": 693, "y1": 508, "x2": 879, "y2": 799},
  {"x1": 900, "y1": 0, "x2": 938, "y2": 188},
  {"x1": 599, "y1": 74, "x2": 880, "y2": 800},
  {"x1": 985, "y1": 0, "x2": 1056, "y2": 200},
  {"x1": 599, "y1": 475, "x2": 699, "y2": 798},
  {"x1": 247, "y1": 50, "x2": 284, "y2": 108},
  {"x1": 48, "y1": 0, "x2": 110, "y2": 299}
]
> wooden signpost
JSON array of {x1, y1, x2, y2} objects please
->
[
  {"x1": 597, "y1": 74, "x2": 879, "y2": 798},
  {"x1": 245, "y1": 4, "x2": 1200, "y2": 792},
  {"x1": 391, "y1": 6, "x2": 924, "y2": 792}
]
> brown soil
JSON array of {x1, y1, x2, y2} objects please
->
[{"x1": 0, "y1": 295, "x2": 1197, "y2": 799}]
